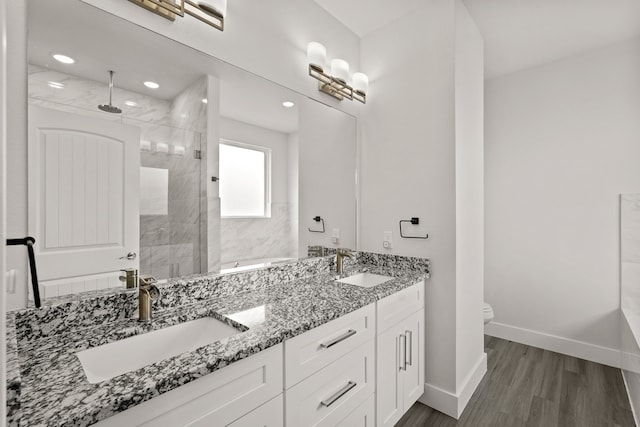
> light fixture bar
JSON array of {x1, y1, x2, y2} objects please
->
[
  {"x1": 129, "y1": 0, "x2": 225, "y2": 31},
  {"x1": 309, "y1": 64, "x2": 367, "y2": 104},
  {"x1": 128, "y1": 0, "x2": 183, "y2": 21},
  {"x1": 184, "y1": 0, "x2": 224, "y2": 31}
]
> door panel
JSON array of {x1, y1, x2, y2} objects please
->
[
  {"x1": 403, "y1": 310, "x2": 425, "y2": 409},
  {"x1": 28, "y1": 106, "x2": 140, "y2": 284},
  {"x1": 376, "y1": 322, "x2": 403, "y2": 427}
]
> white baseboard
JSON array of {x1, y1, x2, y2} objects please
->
[
  {"x1": 485, "y1": 321, "x2": 620, "y2": 368},
  {"x1": 622, "y1": 371, "x2": 640, "y2": 427},
  {"x1": 419, "y1": 352, "x2": 487, "y2": 419}
]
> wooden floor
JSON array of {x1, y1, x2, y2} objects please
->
[{"x1": 396, "y1": 336, "x2": 635, "y2": 427}]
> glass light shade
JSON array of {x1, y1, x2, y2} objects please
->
[
  {"x1": 198, "y1": 0, "x2": 226, "y2": 17},
  {"x1": 331, "y1": 59, "x2": 350, "y2": 83},
  {"x1": 307, "y1": 42, "x2": 327, "y2": 69},
  {"x1": 155, "y1": 142, "x2": 169, "y2": 153},
  {"x1": 352, "y1": 72, "x2": 369, "y2": 94}
]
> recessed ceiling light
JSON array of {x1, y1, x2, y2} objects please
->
[
  {"x1": 143, "y1": 81, "x2": 159, "y2": 89},
  {"x1": 52, "y1": 54, "x2": 75, "y2": 64},
  {"x1": 201, "y1": 98, "x2": 208, "y2": 104},
  {"x1": 124, "y1": 100, "x2": 138, "y2": 107},
  {"x1": 282, "y1": 101, "x2": 295, "y2": 108},
  {"x1": 47, "y1": 81, "x2": 64, "y2": 89}
]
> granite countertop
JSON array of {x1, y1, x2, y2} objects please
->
[{"x1": 6, "y1": 254, "x2": 429, "y2": 426}]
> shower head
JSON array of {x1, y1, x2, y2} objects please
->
[{"x1": 98, "y1": 70, "x2": 122, "y2": 114}]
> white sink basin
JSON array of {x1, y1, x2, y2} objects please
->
[
  {"x1": 335, "y1": 272, "x2": 394, "y2": 288},
  {"x1": 77, "y1": 317, "x2": 242, "y2": 383}
]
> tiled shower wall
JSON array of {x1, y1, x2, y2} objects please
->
[
  {"x1": 28, "y1": 65, "x2": 206, "y2": 290},
  {"x1": 140, "y1": 77, "x2": 207, "y2": 279}
]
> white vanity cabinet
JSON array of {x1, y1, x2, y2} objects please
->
[
  {"x1": 376, "y1": 281, "x2": 425, "y2": 427},
  {"x1": 284, "y1": 304, "x2": 376, "y2": 426},
  {"x1": 227, "y1": 395, "x2": 283, "y2": 427},
  {"x1": 94, "y1": 344, "x2": 283, "y2": 427}
]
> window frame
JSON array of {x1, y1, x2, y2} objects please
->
[{"x1": 219, "y1": 138, "x2": 272, "y2": 219}]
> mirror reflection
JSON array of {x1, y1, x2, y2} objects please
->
[{"x1": 26, "y1": 0, "x2": 356, "y2": 301}]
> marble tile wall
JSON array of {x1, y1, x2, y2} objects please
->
[
  {"x1": 622, "y1": 194, "x2": 640, "y2": 312},
  {"x1": 28, "y1": 65, "x2": 207, "y2": 286},
  {"x1": 220, "y1": 203, "x2": 296, "y2": 265}
]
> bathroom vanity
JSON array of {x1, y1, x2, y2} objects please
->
[{"x1": 5, "y1": 252, "x2": 429, "y2": 426}]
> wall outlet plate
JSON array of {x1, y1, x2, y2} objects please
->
[{"x1": 383, "y1": 231, "x2": 392, "y2": 249}]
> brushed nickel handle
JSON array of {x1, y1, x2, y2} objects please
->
[
  {"x1": 320, "y1": 381, "x2": 357, "y2": 407},
  {"x1": 406, "y1": 330, "x2": 412, "y2": 366},
  {"x1": 320, "y1": 329, "x2": 357, "y2": 349},
  {"x1": 120, "y1": 251, "x2": 137, "y2": 260},
  {"x1": 399, "y1": 333, "x2": 406, "y2": 371}
]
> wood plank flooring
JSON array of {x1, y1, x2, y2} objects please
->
[{"x1": 396, "y1": 336, "x2": 635, "y2": 427}]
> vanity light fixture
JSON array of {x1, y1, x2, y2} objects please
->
[
  {"x1": 144, "y1": 81, "x2": 160, "y2": 89},
  {"x1": 306, "y1": 42, "x2": 368, "y2": 104},
  {"x1": 201, "y1": 98, "x2": 208, "y2": 104},
  {"x1": 52, "y1": 54, "x2": 75, "y2": 64},
  {"x1": 282, "y1": 101, "x2": 295, "y2": 108},
  {"x1": 184, "y1": 0, "x2": 226, "y2": 31},
  {"x1": 128, "y1": 0, "x2": 226, "y2": 31},
  {"x1": 155, "y1": 142, "x2": 169, "y2": 153}
]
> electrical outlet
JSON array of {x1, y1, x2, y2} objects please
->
[{"x1": 383, "y1": 231, "x2": 392, "y2": 249}]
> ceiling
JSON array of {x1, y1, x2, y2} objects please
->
[
  {"x1": 27, "y1": 0, "x2": 299, "y2": 133},
  {"x1": 311, "y1": 0, "x2": 426, "y2": 38},
  {"x1": 313, "y1": 0, "x2": 640, "y2": 79}
]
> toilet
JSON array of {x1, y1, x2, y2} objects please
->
[{"x1": 483, "y1": 302, "x2": 495, "y2": 325}]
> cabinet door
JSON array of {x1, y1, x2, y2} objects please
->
[
  {"x1": 402, "y1": 309, "x2": 425, "y2": 409},
  {"x1": 227, "y1": 394, "x2": 283, "y2": 427},
  {"x1": 336, "y1": 394, "x2": 374, "y2": 427},
  {"x1": 376, "y1": 322, "x2": 404, "y2": 427}
]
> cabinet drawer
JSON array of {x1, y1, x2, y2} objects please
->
[
  {"x1": 95, "y1": 344, "x2": 283, "y2": 427},
  {"x1": 227, "y1": 394, "x2": 283, "y2": 427},
  {"x1": 285, "y1": 340, "x2": 375, "y2": 427},
  {"x1": 284, "y1": 303, "x2": 375, "y2": 388},
  {"x1": 336, "y1": 394, "x2": 375, "y2": 427},
  {"x1": 377, "y1": 281, "x2": 424, "y2": 334}
]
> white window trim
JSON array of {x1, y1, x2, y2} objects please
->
[{"x1": 219, "y1": 138, "x2": 272, "y2": 219}]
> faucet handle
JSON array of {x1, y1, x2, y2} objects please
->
[{"x1": 139, "y1": 275, "x2": 157, "y2": 289}]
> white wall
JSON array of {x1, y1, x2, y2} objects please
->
[
  {"x1": 1, "y1": 0, "x2": 7, "y2": 421},
  {"x1": 454, "y1": 0, "x2": 485, "y2": 404},
  {"x1": 5, "y1": 0, "x2": 27, "y2": 311},
  {"x1": 219, "y1": 117, "x2": 296, "y2": 263},
  {"x1": 298, "y1": 98, "x2": 357, "y2": 253},
  {"x1": 361, "y1": 0, "x2": 485, "y2": 417},
  {"x1": 485, "y1": 38, "x2": 640, "y2": 367}
]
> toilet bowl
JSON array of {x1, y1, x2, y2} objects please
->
[{"x1": 483, "y1": 302, "x2": 494, "y2": 325}]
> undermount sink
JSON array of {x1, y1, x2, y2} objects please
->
[
  {"x1": 335, "y1": 272, "x2": 394, "y2": 288},
  {"x1": 77, "y1": 317, "x2": 242, "y2": 384}
]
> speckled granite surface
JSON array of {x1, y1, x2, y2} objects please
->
[{"x1": 6, "y1": 252, "x2": 429, "y2": 426}]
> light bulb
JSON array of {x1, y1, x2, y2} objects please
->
[
  {"x1": 331, "y1": 59, "x2": 350, "y2": 83},
  {"x1": 307, "y1": 42, "x2": 327, "y2": 70},
  {"x1": 352, "y1": 73, "x2": 369, "y2": 94}
]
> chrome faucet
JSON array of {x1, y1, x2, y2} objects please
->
[
  {"x1": 336, "y1": 248, "x2": 354, "y2": 274},
  {"x1": 138, "y1": 276, "x2": 160, "y2": 323}
]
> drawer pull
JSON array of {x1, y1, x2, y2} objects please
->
[
  {"x1": 399, "y1": 333, "x2": 406, "y2": 371},
  {"x1": 406, "y1": 330, "x2": 412, "y2": 366},
  {"x1": 320, "y1": 381, "x2": 357, "y2": 407},
  {"x1": 320, "y1": 329, "x2": 357, "y2": 349}
]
